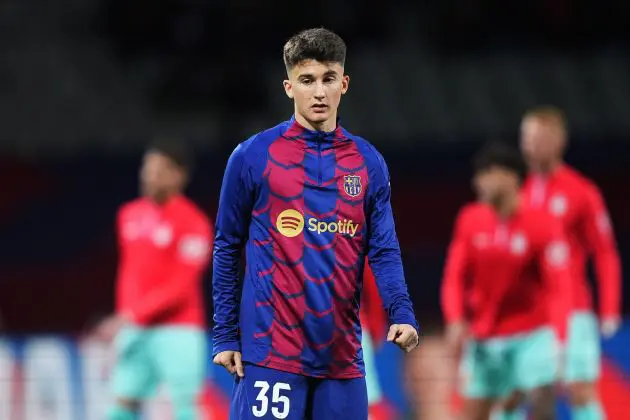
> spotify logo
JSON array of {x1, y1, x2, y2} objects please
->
[{"x1": 276, "y1": 209, "x2": 305, "y2": 237}]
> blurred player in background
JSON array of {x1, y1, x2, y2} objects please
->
[
  {"x1": 442, "y1": 142, "x2": 572, "y2": 420},
  {"x1": 517, "y1": 106, "x2": 622, "y2": 420},
  {"x1": 95, "y1": 141, "x2": 212, "y2": 420},
  {"x1": 212, "y1": 28, "x2": 419, "y2": 419}
]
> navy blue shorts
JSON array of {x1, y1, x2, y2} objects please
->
[{"x1": 230, "y1": 363, "x2": 368, "y2": 420}]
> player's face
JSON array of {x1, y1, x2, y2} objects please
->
[
  {"x1": 473, "y1": 166, "x2": 520, "y2": 204},
  {"x1": 283, "y1": 60, "x2": 349, "y2": 130},
  {"x1": 140, "y1": 151, "x2": 183, "y2": 198},
  {"x1": 520, "y1": 117, "x2": 565, "y2": 167}
]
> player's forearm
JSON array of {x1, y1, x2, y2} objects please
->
[
  {"x1": 441, "y1": 282, "x2": 464, "y2": 324},
  {"x1": 595, "y1": 247, "x2": 622, "y2": 318},
  {"x1": 435, "y1": 208, "x2": 471, "y2": 323},
  {"x1": 212, "y1": 239, "x2": 242, "y2": 353},
  {"x1": 370, "y1": 250, "x2": 418, "y2": 330},
  {"x1": 441, "y1": 246, "x2": 466, "y2": 324}
]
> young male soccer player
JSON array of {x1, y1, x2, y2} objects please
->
[
  {"x1": 518, "y1": 106, "x2": 622, "y2": 420},
  {"x1": 441, "y1": 142, "x2": 573, "y2": 420},
  {"x1": 212, "y1": 28, "x2": 419, "y2": 419},
  {"x1": 95, "y1": 142, "x2": 212, "y2": 420}
]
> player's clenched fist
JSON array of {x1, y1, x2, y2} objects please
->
[
  {"x1": 213, "y1": 351, "x2": 245, "y2": 378},
  {"x1": 387, "y1": 324, "x2": 419, "y2": 353}
]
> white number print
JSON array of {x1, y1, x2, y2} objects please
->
[
  {"x1": 271, "y1": 382, "x2": 291, "y2": 418},
  {"x1": 252, "y1": 381, "x2": 291, "y2": 419}
]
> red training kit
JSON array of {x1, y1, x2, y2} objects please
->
[
  {"x1": 522, "y1": 165, "x2": 621, "y2": 319},
  {"x1": 116, "y1": 195, "x2": 212, "y2": 327},
  {"x1": 441, "y1": 202, "x2": 572, "y2": 339}
]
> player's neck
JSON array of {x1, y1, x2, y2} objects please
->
[
  {"x1": 148, "y1": 191, "x2": 179, "y2": 206},
  {"x1": 294, "y1": 111, "x2": 337, "y2": 133},
  {"x1": 494, "y1": 193, "x2": 519, "y2": 219},
  {"x1": 531, "y1": 159, "x2": 563, "y2": 176}
]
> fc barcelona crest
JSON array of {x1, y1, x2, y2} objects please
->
[{"x1": 343, "y1": 175, "x2": 362, "y2": 197}]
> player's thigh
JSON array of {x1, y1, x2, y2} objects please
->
[
  {"x1": 149, "y1": 327, "x2": 207, "y2": 399},
  {"x1": 309, "y1": 376, "x2": 368, "y2": 420},
  {"x1": 513, "y1": 327, "x2": 559, "y2": 391},
  {"x1": 460, "y1": 339, "x2": 514, "y2": 400},
  {"x1": 564, "y1": 312, "x2": 601, "y2": 383},
  {"x1": 110, "y1": 325, "x2": 157, "y2": 400},
  {"x1": 230, "y1": 363, "x2": 308, "y2": 420}
]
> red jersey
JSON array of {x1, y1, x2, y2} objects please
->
[
  {"x1": 360, "y1": 263, "x2": 388, "y2": 345},
  {"x1": 441, "y1": 202, "x2": 572, "y2": 339},
  {"x1": 116, "y1": 195, "x2": 212, "y2": 327},
  {"x1": 521, "y1": 165, "x2": 621, "y2": 318}
]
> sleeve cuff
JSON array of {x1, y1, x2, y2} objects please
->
[{"x1": 212, "y1": 340, "x2": 241, "y2": 358}]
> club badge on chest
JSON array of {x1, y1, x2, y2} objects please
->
[{"x1": 343, "y1": 175, "x2": 362, "y2": 197}]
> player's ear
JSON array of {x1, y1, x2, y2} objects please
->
[
  {"x1": 341, "y1": 74, "x2": 350, "y2": 95},
  {"x1": 181, "y1": 171, "x2": 189, "y2": 187},
  {"x1": 283, "y1": 80, "x2": 294, "y2": 99},
  {"x1": 175, "y1": 168, "x2": 188, "y2": 188},
  {"x1": 558, "y1": 130, "x2": 568, "y2": 152}
]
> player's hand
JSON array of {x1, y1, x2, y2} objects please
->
[
  {"x1": 445, "y1": 321, "x2": 467, "y2": 359},
  {"x1": 213, "y1": 351, "x2": 245, "y2": 378},
  {"x1": 601, "y1": 317, "x2": 621, "y2": 339},
  {"x1": 93, "y1": 314, "x2": 129, "y2": 342},
  {"x1": 387, "y1": 324, "x2": 419, "y2": 353}
]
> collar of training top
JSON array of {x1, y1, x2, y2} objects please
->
[
  {"x1": 143, "y1": 194, "x2": 185, "y2": 210},
  {"x1": 285, "y1": 115, "x2": 347, "y2": 142},
  {"x1": 532, "y1": 163, "x2": 567, "y2": 182}
]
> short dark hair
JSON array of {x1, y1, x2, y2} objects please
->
[
  {"x1": 283, "y1": 28, "x2": 346, "y2": 70},
  {"x1": 523, "y1": 105, "x2": 567, "y2": 131},
  {"x1": 473, "y1": 142, "x2": 526, "y2": 180},
  {"x1": 146, "y1": 139, "x2": 193, "y2": 172}
]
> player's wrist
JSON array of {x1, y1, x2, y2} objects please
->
[
  {"x1": 212, "y1": 340, "x2": 241, "y2": 357},
  {"x1": 391, "y1": 317, "x2": 419, "y2": 331}
]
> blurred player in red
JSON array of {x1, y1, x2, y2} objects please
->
[
  {"x1": 95, "y1": 141, "x2": 213, "y2": 420},
  {"x1": 515, "y1": 107, "x2": 621, "y2": 420},
  {"x1": 442, "y1": 142, "x2": 572, "y2": 420}
]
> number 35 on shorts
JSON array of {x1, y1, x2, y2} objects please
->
[{"x1": 252, "y1": 381, "x2": 291, "y2": 419}]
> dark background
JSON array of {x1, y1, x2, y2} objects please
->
[{"x1": 1, "y1": 0, "x2": 629, "y2": 333}]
